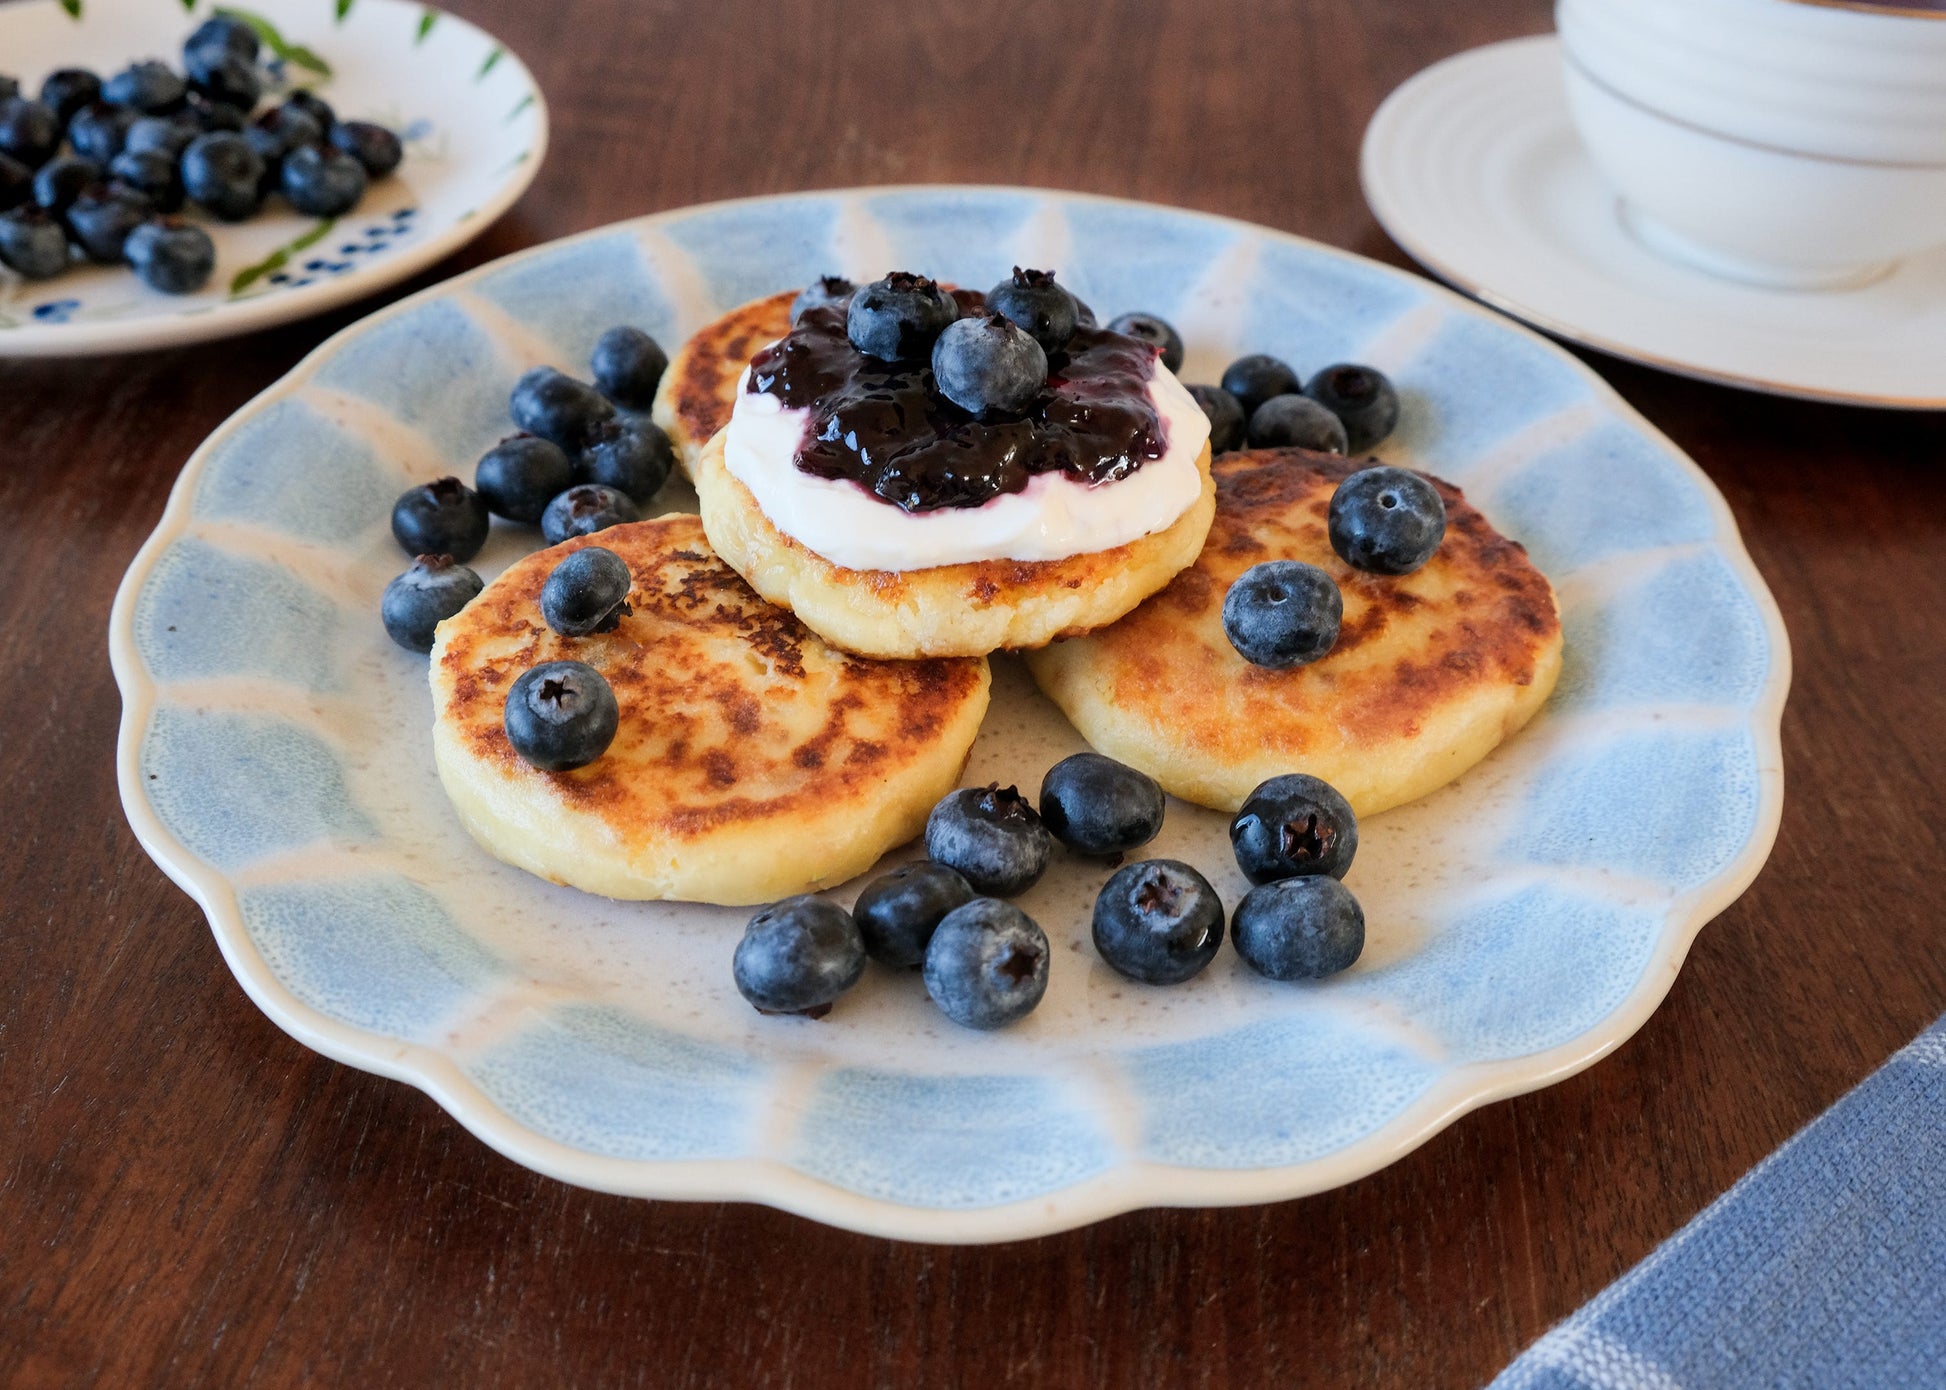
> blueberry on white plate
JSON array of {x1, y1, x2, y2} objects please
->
[
  {"x1": 588, "y1": 326, "x2": 668, "y2": 409},
  {"x1": 1232, "y1": 877, "x2": 1365, "y2": 981},
  {"x1": 734, "y1": 896, "x2": 868, "y2": 1018},
  {"x1": 476, "y1": 434, "x2": 574, "y2": 524},
  {"x1": 1219, "y1": 354, "x2": 1302, "y2": 415},
  {"x1": 923, "y1": 898, "x2": 1050, "y2": 1030},
  {"x1": 925, "y1": 784, "x2": 1055, "y2": 897},
  {"x1": 1305, "y1": 364, "x2": 1400, "y2": 454},
  {"x1": 1091, "y1": 858, "x2": 1225, "y2": 985},
  {"x1": 381, "y1": 554, "x2": 483, "y2": 653},
  {"x1": 510, "y1": 365, "x2": 617, "y2": 453},
  {"x1": 1039, "y1": 752, "x2": 1165, "y2": 857},
  {"x1": 853, "y1": 861, "x2": 975, "y2": 969},
  {"x1": 1245, "y1": 394, "x2": 1348, "y2": 453},
  {"x1": 1229, "y1": 773, "x2": 1358, "y2": 883},
  {"x1": 391, "y1": 477, "x2": 489, "y2": 562},
  {"x1": 1188, "y1": 384, "x2": 1247, "y2": 454}
]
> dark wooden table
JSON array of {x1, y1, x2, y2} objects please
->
[{"x1": 5, "y1": 1, "x2": 1944, "y2": 1385}]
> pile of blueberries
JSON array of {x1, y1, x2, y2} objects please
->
[
  {"x1": 1189, "y1": 353, "x2": 1402, "y2": 459},
  {"x1": 0, "y1": 16, "x2": 401, "y2": 294},
  {"x1": 734, "y1": 759, "x2": 1368, "y2": 1032},
  {"x1": 379, "y1": 324, "x2": 676, "y2": 671}
]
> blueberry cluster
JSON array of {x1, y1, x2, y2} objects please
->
[
  {"x1": 732, "y1": 754, "x2": 1371, "y2": 1029},
  {"x1": 0, "y1": 17, "x2": 401, "y2": 295},
  {"x1": 377, "y1": 326, "x2": 673, "y2": 768},
  {"x1": 1187, "y1": 354, "x2": 1402, "y2": 458},
  {"x1": 1221, "y1": 465, "x2": 1448, "y2": 670}
]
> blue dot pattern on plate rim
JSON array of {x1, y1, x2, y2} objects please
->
[{"x1": 120, "y1": 189, "x2": 1784, "y2": 1222}]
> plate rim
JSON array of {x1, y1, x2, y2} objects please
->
[
  {"x1": 0, "y1": 0, "x2": 549, "y2": 358},
  {"x1": 1360, "y1": 34, "x2": 1946, "y2": 412},
  {"x1": 108, "y1": 182, "x2": 1794, "y2": 1243}
]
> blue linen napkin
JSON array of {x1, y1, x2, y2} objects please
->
[{"x1": 1491, "y1": 1014, "x2": 1946, "y2": 1390}]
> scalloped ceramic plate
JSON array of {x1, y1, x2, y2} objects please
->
[
  {"x1": 110, "y1": 187, "x2": 1790, "y2": 1242},
  {"x1": 0, "y1": 0, "x2": 544, "y2": 356}
]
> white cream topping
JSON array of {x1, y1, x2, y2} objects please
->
[{"x1": 721, "y1": 360, "x2": 1210, "y2": 573}]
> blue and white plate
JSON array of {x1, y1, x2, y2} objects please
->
[
  {"x1": 0, "y1": 0, "x2": 543, "y2": 356},
  {"x1": 109, "y1": 187, "x2": 1790, "y2": 1242}
]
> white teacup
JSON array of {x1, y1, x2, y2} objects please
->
[{"x1": 1557, "y1": 0, "x2": 1946, "y2": 290}]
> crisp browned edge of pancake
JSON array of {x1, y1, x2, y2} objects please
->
[
  {"x1": 668, "y1": 290, "x2": 795, "y2": 452},
  {"x1": 435, "y1": 516, "x2": 988, "y2": 840},
  {"x1": 1084, "y1": 447, "x2": 1562, "y2": 749}
]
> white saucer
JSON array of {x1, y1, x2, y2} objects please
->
[{"x1": 1361, "y1": 35, "x2": 1946, "y2": 409}]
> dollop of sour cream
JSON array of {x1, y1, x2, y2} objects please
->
[{"x1": 720, "y1": 360, "x2": 1210, "y2": 573}]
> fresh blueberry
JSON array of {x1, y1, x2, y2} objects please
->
[
  {"x1": 391, "y1": 476, "x2": 490, "y2": 562},
  {"x1": 255, "y1": 102, "x2": 325, "y2": 154},
  {"x1": 1091, "y1": 859, "x2": 1225, "y2": 985},
  {"x1": 108, "y1": 149, "x2": 183, "y2": 213},
  {"x1": 1327, "y1": 465, "x2": 1447, "y2": 576},
  {"x1": 846, "y1": 271, "x2": 958, "y2": 361},
  {"x1": 1222, "y1": 559, "x2": 1341, "y2": 669},
  {"x1": 985, "y1": 266, "x2": 1077, "y2": 354},
  {"x1": 539, "y1": 545, "x2": 633, "y2": 637},
  {"x1": 1039, "y1": 752, "x2": 1165, "y2": 857},
  {"x1": 1232, "y1": 877, "x2": 1364, "y2": 981},
  {"x1": 577, "y1": 417, "x2": 674, "y2": 504},
  {"x1": 1188, "y1": 384, "x2": 1246, "y2": 454},
  {"x1": 854, "y1": 862, "x2": 976, "y2": 969},
  {"x1": 0, "y1": 153, "x2": 30, "y2": 213},
  {"x1": 39, "y1": 69, "x2": 102, "y2": 126},
  {"x1": 380, "y1": 554, "x2": 483, "y2": 653},
  {"x1": 502, "y1": 660, "x2": 620, "y2": 771},
  {"x1": 283, "y1": 89, "x2": 337, "y2": 131},
  {"x1": 328, "y1": 120, "x2": 402, "y2": 178},
  {"x1": 588, "y1": 326, "x2": 668, "y2": 410},
  {"x1": 509, "y1": 365, "x2": 616, "y2": 453},
  {"x1": 583, "y1": 323, "x2": 669, "y2": 406},
  {"x1": 102, "y1": 62, "x2": 187, "y2": 115},
  {"x1": 1219, "y1": 354, "x2": 1301, "y2": 416},
  {"x1": 185, "y1": 94, "x2": 247, "y2": 133},
  {"x1": 733, "y1": 896, "x2": 867, "y2": 1017},
  {"x1": 922, "y1": 898, "x2": 1050, "y2": 1030},
  {"x1": 789, "y1": 274, "x2": 852, "y2": 324},
  {"x1": 180, "y1": 130, "x2": 264, "y2": 220},
  {"x1": 281, "y1": 143, "x2": 367, "y2": 216},
  {"x1": 1106, "y1": 311, "x2": 1183, "y2": 373},
  {"x1": 0, "y1": 207, "x2": 69, "y2": 279},
  {"x1": 66, "y1": 186, "x2": 153, "y2": 264},
  {"x1": 0, "y1": 98, "x2": 61, "y2": 169},
  {"x1": 541, "y1": 483, "x2": 640, "y2": 545},
  {"x1": 1305, "y1": 364, "x2": 1400, "y2": 454},
  {"x1": 1245, "y1": 394, "x2": 1348, "y2": 453},
  {"x1": 31, "y1": 155, "x2": 100, "y2": 214},
  {"x1": 1230, "y1": 772, "x2": 1358, "y2": 884},
  {"x1": 924, "y1": 784, "x2": 1054, "y2": 897},
  {"x1": 124, "y1": 217, "x2": 215, "y2": 293},
  {"x1": 65, "y1": 102, "x2": 136, "y2": 163},
  {"x1": 123, "y1": 115, "x2": 196, "y2": 161},
  {"x1": 185, "y1": 48, "x2": 261, "y2": 112},
  {"x1": 475, "y1": 434, "x2": 574, "y2": 523},
  {"x1": 185, "y1": 14, "x2": 261, "y2": 65},
  {"x1": 930, "y1": 313, "x2": 1047, "y2": 418}
]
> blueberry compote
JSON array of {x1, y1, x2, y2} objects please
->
[{"x1": 745, "y1": 290, "x2": 1170, "y2": 513}]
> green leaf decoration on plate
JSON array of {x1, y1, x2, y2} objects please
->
[
  {"x1": 58, "y1": 0, "x2": 80, "y2": 17},
  {"x1": 335, "y1": 0, "x2": 356, "y2": 20},
  {"x1": 229, "y1": 218, "x2": 338, "y2": 297},
  {"x1": 416, "y1": 9, "x2": 438, "y2": 43},
  {"x1": 506, "y1": 93, "x2": 533, "y2": 122},
  {"x1": 477, "y1": 46, "x2": 503, "y2": 79},
  {"x1": 214, "y1": 6, "x2": 334, "y2": 79}
]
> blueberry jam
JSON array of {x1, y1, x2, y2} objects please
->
[{"x1": 745, "y1": 290, "x2": 1169, "y2": 513}]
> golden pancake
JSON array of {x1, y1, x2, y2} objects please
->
[
  {"x1": 430, "y1": 516, "x2": 991, "y2": 905},
  {"x1": 1024, "y1": 450, "x2": 1563, "y2": 817},
  {"x1": 691, "y1": 426, "x2": 1217, "y2": 660},
  {"x1": 650, "y1": 289, "x2": 795, "y2": 477}
]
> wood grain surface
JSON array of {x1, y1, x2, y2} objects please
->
[{"x1": 4, "y1": 1, "x2": 1944, "y2": 1385}]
